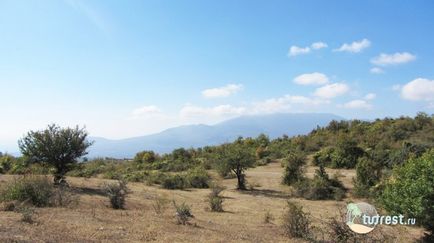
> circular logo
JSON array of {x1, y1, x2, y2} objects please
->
[{"x1": 346, "y1": 202, "x2": 378, "y2": 234}]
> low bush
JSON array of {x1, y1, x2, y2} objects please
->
[
  {"x1": 186, "y1": 167, "x2": 210, "y2": 188},
  {"x1": 173, "y1": 201, "x2": 194, "y2": 225},
  {"x1": 104, "y1": 179, "x2": 128, "y2": 209},
  {"x1": 282, "y1": 201, "x2": 312, "y2": 240},
  {"x1": 162, "y1": 174, "x2": 187, "y2": 189},
  {"x1": 208, "y1": 185, "x2": 224, "y2": 212},
  {"x1": 293, "y1": 165, "x2": 346, "y2": 200},
  {"x1": 17, "y1": 205, "x2": 36, "y2": 224},
  {"x1": 0, "y1": 176, "x2": 54, "y2": 207}
]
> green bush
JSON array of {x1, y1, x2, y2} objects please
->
[
  {"x1": 0, "y1": 176, "x2": 54, "y2": 207},
  {"x1": 186, "y1": 167, "x2": 210, "y2": 188},
  {"x1": 312, "y1": 147, "x2": 334, "y2": 166},
  {"x1": 208, "y1": 185, "x2": 224, "y2": 212},
  {"x1": 293, "y1": 165, "x2": 346, "y2": 200},
  {"x1": 353, "y1": 157, "x2": 382, "y2": 197},
  {"x1": 380, "y1": 149, "x2": 434, "y2": 239},
  {"x1": 282, "y1": 153, "x2": 306, "y2": 185},
  {"x1": 162, "y1": 174, "x2": 187, "y2": 190},
  {"x1": 282, "y1": 201, "x2": 312, "y2": 240},
  {"x1": 173, "y1": 201, "x2": 194, "y2": 225},
  {"x1": 104, "y1": 179, "x2": 128, "y2": 209}
]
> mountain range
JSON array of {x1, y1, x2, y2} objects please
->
[{"x1": 87, "y1": 113, "x2": 343, "y2": 158}]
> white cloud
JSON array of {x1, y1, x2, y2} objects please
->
[
  {"x1": 288, "y1": 41, "x2": 328, "y2": 56},
  {"x1": 371, "y1": 52, "x2": 416, "y2": 66},
  {"x1": 252, "y1": 95, "x2": 327, "y2": 114},
  {"x1": 401, "y1": 78, "x2": 434, "y2": 101},
  {"x1": 131, "y1": 105, "x2": 162, "y2": 117},
  {"x1": 202, "y1": 84, "x2": 243, "y2": 98},
  {"x1": 293, "y1": 72, "x2": 329, "y2": 86},
  {"x1": 334, "y1": 39, "x2": 371, "y2": 53},
  {"x1": 180, "y1": 104, "x2": 246, "y2": 118},
  {"x1": 364, "y1": 93, "x2": 376, "y2": 100},
  {"x1": 370, "y1": 67, "x2": 384, "y2": 74},
  {"x1": 314, "y1": 83, "x2": 350, "y2": 99},
  {"x1": 342, "y1": 99, "x2": 372, "y2": 109},
  {"x1": 311, "y1": 42, "x2": 328, "y2": 50},
  {"x1": 288, "y1": 46, "x2": 311, "y2": 56}
]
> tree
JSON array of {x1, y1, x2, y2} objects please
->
[
  {"x1": 134, "y1": 150, "x2": 156, "y2": 163},
  {"x1": 217, "y1": 139, "x2": 255, "y2": 190},
  {"x1": 18, "y1": 124, "x2": 93, "y2": 185},
  {"x1": 282, "y1": 152, "x2": 306, "y2": 185},
  {"x1": 380, "y1": 149, "x2": 434, "y2": 239}
]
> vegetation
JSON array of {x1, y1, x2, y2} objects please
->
[
  {"x1": 18, "y1": 124, "x2": 93, "y2": 184},
  {"x1": 282, "y1": 152, "x2": 306, "y2": 185},
  {"x1": 282, "y1": 201, "x2": 312, "y2": 240},
  {"x1": 104, "y1": 179, "x2": 128, "y2": 209},
  {"x1": 215, "y1": 138, "x2": 256, "y2": 190},
  {"x1": 208, "y1": 185, "x2": 224, "y2": 212},
  {"x1": 380, "y1": 149, "x2": 434, "y2": 240},
  {"x1": 0, "y1": 176, "x2": 54, "y2": 207},
  {"x1": 173, "y1": 201, "x2": 194, "y2": 225}
]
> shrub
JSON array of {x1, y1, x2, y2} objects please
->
[
  {"x1": 104, "y1": 179, "x2": 128, "y2": 209},
  {"x1": 282, "y1": 201, "x2": 312, "y2": 239},
  {"x1": 0, "y1": 176, "x2": 54, "y2": 207},
  {"x1": 208, "y1": 185, "x2": 224, "y2": 212},
  {"x1": 152, "y1": 195, "x2": 169, "y2": 215},
  {"x1": 282, "y1": 152, "x2": 306, "y2": 185},
  {"x1": 312, "y1": 147, "x2": 334, "y2": 166},
  {"x1": 173, "y1": 201, "x2": 194, "y2": 225},
  {"x1": 162, "y1": 174, "x2": 187, "y2": 190},
  {"x1": 353, "y1": 157, "x2": 382, "y2": 198},
  {"x1": 186, "y1": 167, "x2": 210, "y2": 188},
  {"x1": 293, "y1": 165, "x2": 346, "y2": 200},
  {"x1": 380, "y1": 149, "x2": 434, "y2": 239},
  {"x1": 17, "y1": 205, "x2": 36, "y2": 224}
]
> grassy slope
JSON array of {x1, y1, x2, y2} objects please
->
[{"x1": 0, "y1": 161, "x2": 424, "y2": 242}]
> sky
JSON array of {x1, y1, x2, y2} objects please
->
[{"x1": 1, "y1": 0, "x2": 434, "y2": 152}]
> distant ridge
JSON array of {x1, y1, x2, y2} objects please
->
[{"x1": 87, "y1": 113, "x2": 344, "y2": 158}]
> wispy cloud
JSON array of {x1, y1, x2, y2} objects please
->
[
  {"x1": 202, "y1": 84, "x2": 243, "y2": 98},
  {"x1": 314, "y1": 83, "x2": 350, "y2": 99},
  {"x1": 180, "y1": 104, "x2": 246, "y2": 118},
  {"x1": 293, "y1": 72, "x2": 329, "y2": 86},
  {"x1": 370, "y1": 67, "x2": 384, "y2": 74},
  {"x1": 288, "y1": 41, "x2": 328, "y2": 56},
  {"x1": 334, "y1": 38, "x2": 371, "y2": 53},
  {"x1": 371, "y1": 52, "x2": 416, "y2": 66},
  {"x1": 131, "y1": 105, "x2": 162, "y2": 118}
]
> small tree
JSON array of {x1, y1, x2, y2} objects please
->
[
  {"x1": 18, "y1": 124, "x2": 93, "y2": 185},
  {"x1": 217, "y1": 139, "x2": 255, "y2": 190},
  {"x1": 282, "y1": 152, "x2": 306, "y2": 185}
]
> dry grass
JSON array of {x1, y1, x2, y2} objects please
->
[{"x1": 0, "y1": 161, "x2": 425, "y2": 242}]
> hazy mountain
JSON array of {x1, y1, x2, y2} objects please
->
[{"x1": 87, "y1": 113, "x2": 343, "y2": 159}]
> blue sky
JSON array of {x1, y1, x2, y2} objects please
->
[{"x1": 1, "y1": 0, "x2": 434, "y2": 151}]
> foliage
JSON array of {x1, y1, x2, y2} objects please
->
[
  {"x1": 208, "y1": 185, "x2": 224, "y2": 212},
  {"x1": 293, "y1": 164, "x2": 346, "y2": 200},
  {"x1": 173, "y1": 201, "x2": 194, "y2": 225},
  {"x1": 353, "y1": 157, "x2": 382, "y2": 197},
  {"x1": 0, "y1": 176, "x2": 54, "y2": 207},
  {"x1": 380, "y1": 149, "x2": 434, "y2": 237},
  {"x1": 282, "y1": 152, "x2": 306, "y2": 185},
  {"x1": 152, "y1": 195, "x2": 169, "y2": 215},
  {"x1": 216, "y1": 138, "x2": 256, "y2": 190},
  {"x1": 134, "y1": 150, "x2": 157, "y2": 164},
  {"x1": 282, "y1": 201, "x2": 312, "y2": 240},
  {"x1": 18, "y1": 124, "x2": 93, "y2": 184},
  {"x1": 104, "y1": 179, "x2": 128, "y2": 209},
  {"x1": 162, "y1": 174, "x2": 187, "y2": 190},
  {"x1": 185, "y1": 167, "x2": 210, "y2": 188}
]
